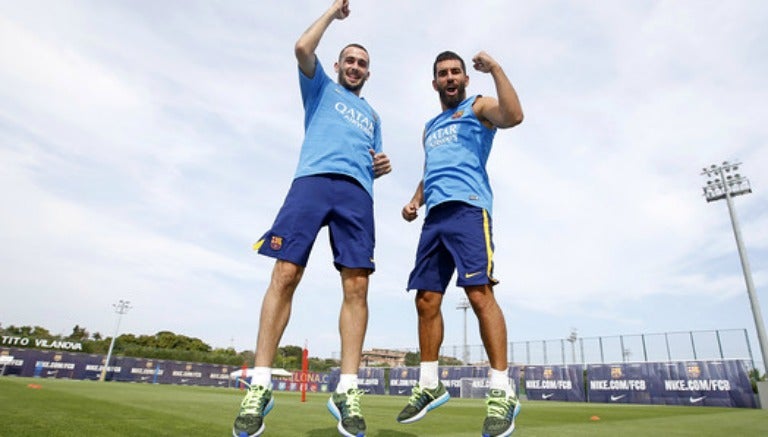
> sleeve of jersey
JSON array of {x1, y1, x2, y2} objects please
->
[{"x1": 298, "y1": 59, "x2": 331, "y2": 114}]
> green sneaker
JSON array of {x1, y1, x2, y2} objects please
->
[
  {"x1": 396, "y1": 382, "x2": 450, "y2": 424},
  {"x1": 232, "y1": 382, "x2": 274, "y2": 437},
  {"x1": 327, "y1": 388, "x2": 367, "y2": 437},
  {"x1": 482, "y1": 389, "x2": 521, "y2": 437}
]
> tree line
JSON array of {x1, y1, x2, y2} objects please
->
[{"x1": 0, "y1": 323, "x2": 339, "y2": 371}]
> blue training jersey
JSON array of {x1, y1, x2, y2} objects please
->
[
  {"x1": 294, "y1": 59, "x2": 383, "y2": 198},
  {"x1": 423, "y1": 95, "x2": 496, "y2": 215}
]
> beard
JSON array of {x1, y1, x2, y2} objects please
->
[
  {"x1": 438, "y1": 83, "x2": 466, "y2": 109},
  {"x1": 338, "y1": 70, "x2": 366, "y2": 93}
]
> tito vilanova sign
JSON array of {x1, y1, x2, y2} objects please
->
[{"x1": 1, "y1": 336, "x2": 83, "y2": 351}]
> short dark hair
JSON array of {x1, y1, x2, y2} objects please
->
[
  {"x1": 433, "y1": 51, "x2": 465, "y2": 78},
  {"x1": 339, "y1": 43, "x2": 369, "y2": 62}
]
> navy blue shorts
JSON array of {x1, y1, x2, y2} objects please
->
[
  {"x1": 255, "y1": 174, "x2": 375, "y2": 272},
  {"x1": 407, "y1": 202, "x2": 498, "y2": 292}
]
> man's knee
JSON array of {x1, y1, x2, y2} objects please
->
[
  {"x1": 466, "y1": 285, "x2": 497, "y2": 312},
  {"x1": 341, "y1": 268, "x2": 369, "y2": 301},
  {"x1": 272, "y1": 260, "x2": 304, "y2": 290},
  {"x1": 415, "y1": 290, "x2": 442, "y2": 316}
]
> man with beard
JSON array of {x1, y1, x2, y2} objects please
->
[
  {"x1": 232, "y1": 1, "x2": 390, "y2": 437},
  {"x1": 397, "y1": 50, "x2": 523, "y2": 437}
]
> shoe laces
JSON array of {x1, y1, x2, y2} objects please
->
[
  {"x1": 343, "y1": 388, "x2": 364, "y2": 417},
  {"x1": 408, "y1": 385, "x2": 431, "y2": 407},
  {"x1": 240, "y1": 380, "x2": 270, "y2": 415},
  {"x1": 486, "y1": 394, "x2": 513, "y2": 419}
]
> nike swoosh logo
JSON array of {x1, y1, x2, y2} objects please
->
[
  {"x1": 464, "y1": 271, "x2": 482, "y2": 279},
  {"x1": 610, "y1": 394, "x2": 626, "y2": 401},
  {"x1": 689, "y1": 396, "x2": 706, "y2": 404},
  {"x1": 542, "y1": 393, "x2": 554, "y2": 400}
]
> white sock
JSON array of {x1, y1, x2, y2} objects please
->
[
  {"x1": 336, "y1": 373, "x2": 358, "y2": 393},
  {"x1": 419, "y1": 361, "x2": 439, "y2": 389},
  {"x1": 489, "y1": 367, "x2": 511, "y2": 392},
  {"x1": 252, "y1": 366, "x2": 272, "y2": 388}
]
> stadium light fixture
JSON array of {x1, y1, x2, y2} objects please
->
[
  {"x1": 700, "y1": 161, "x2": 768, "y2": 372},
  {"x1": 456, "y1": 298, "x2": 470, "y2": 364},
  {"x1": 100, "y1": 299, "x2": 132, "y2": 382},
  {"x1": 566, "y1": 328, "x2": 578, "y2": 364}
]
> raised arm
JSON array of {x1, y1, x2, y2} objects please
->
[
  {"x1": 471, "y1": 51, "x2": 524, "y2": 129},
  {"x1": 295, "y1": 0, "x2": 350, "y2": 77}
]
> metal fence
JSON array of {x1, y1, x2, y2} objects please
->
[{"x1": 441, "y1": 329, "x2": 761, "y2": 372}]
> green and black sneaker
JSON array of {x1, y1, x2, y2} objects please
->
[
  {"x1": 232, "y1": 382, "x2": 274, "y2": 437},
  {"x1": 327, "y1": 388, "x2": 367, "y2": 437},
  {"x1": 396, "y1": 382, "x2": 450, "y2": 424},
  {"x1": 481, "y1": 388, "x2": 521, "y2": 437}
]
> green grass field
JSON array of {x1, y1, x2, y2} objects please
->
[{"x1": 1, "y1": 377, "x2": 767, "y2": 436}]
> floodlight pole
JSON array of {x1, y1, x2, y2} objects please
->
[
  {"x1": 700, "y1": 161, "x2": 768, "y2": 372},
  {"x1": 100, "y1": 300, "x2": 131, "y2": 382},
  {"x1": 456, "y1": 298, "x2": 470, "y2": 364},
  {"x1": 567, "y1": 328, "x2": 578, "y2": 364}
]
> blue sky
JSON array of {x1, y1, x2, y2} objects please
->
[{"x1": 1, "y1": 0, "x2": 767, "y2": 369}]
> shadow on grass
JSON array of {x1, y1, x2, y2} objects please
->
[
  {"x1": 306, "y1": 428, "x2": 417, "y2": 437},
  {"x1": 306, "y1": 427, "x2": 336, "y2": 436},
  {"x1": 375, "y1": 430, "x2": 419, "y2": 437}
]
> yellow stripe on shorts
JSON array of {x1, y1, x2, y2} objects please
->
[{"x1": 482, "y1": 209, "x2": 494, "y2": 278}]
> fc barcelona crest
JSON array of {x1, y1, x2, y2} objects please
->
[
  {"x1": 611, "y1": 366, "x2": 623, "y2": 379},
  {"x1": 451, "y1": 110, "x2": 464, "y2": 119},
  {"x1": 270, "y1": 236, "x2": 283, "y2": 251},
  {"x1": 686, "y1": 364, "x2": 701, "y2": 379}
]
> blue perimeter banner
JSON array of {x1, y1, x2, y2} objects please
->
[
  {"x1": 587, "y1": 362, "x2": 653, "y2": 404},
  {"x1": 1, "y1": 347, "x2": 236, "y2": 387},
  {"x1": 328, "y1": 367, "x2": 386, "y2": 395},
  {"x1": 388, "y1": 366, "x2": 521, "y2": 398},
  {"x1": 1, "y1": 348, "x2": 756, "y2": 408},
  {"x1": 587, "y1": 360, "x2": 756, "y2": 408},
  {"x1": 388, "y1": 366, "x2": 419, "y2": 396},
  {"x1": 269, "y1": 371, "x2": 330, "y2": 393},
  {"x1": 524, "y1": 365, "x2": 586, "y2": 402}
]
